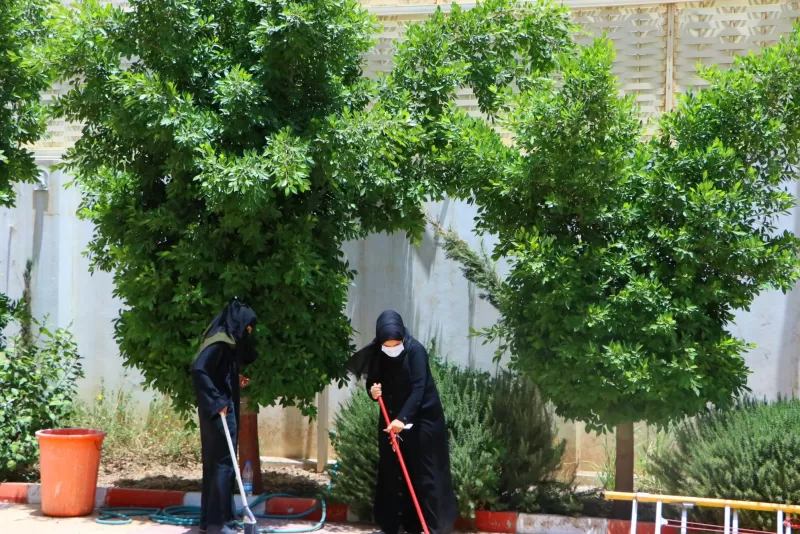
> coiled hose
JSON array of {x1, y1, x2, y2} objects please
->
[{"x1": 97, "y1": 468, "x2": 335, "y2": 534}]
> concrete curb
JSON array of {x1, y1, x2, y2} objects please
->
[
  {"x1": 517, "y1": 515, "x2": 663, "y2": 534},
  {"x1": 1, "y1": 482, "x2": 658, "y2": 533}
]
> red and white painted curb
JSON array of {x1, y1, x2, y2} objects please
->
[{"x1": 0, "y1": 482, "x2": 659, "y2": 533}]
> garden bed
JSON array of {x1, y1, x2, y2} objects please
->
[{"x1": 96, "y1": 459, "x2": 329, "y2": 496}]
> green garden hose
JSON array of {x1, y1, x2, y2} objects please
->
[
  {"x1": 97, "y1": 468, "x2": 336, "y2": 533},
  {"x1": 96, "y1": 507, "x2": 162, "y2": 525}
]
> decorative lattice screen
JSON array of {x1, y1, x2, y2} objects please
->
[{"x1": 35, "y1": 0, "x2": 800, "y2": 150}]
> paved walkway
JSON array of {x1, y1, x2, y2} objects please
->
[{"x1": 0, "y1": 504, "x2": 377, "y2": 534}]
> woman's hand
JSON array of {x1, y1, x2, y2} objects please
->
[
  {"x1": 370, "y1": 383, "x2": 382, "y2": 400},
  {"x1": 385, "y1": 419, "x2": 405, "y2": 434},
  {"x1": 239, "y1": 375, "x2": 250, "y2": 388}
]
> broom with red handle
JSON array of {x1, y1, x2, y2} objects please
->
[{"x1": 378, "y1": 396, "x2": 431, "y2": 534}]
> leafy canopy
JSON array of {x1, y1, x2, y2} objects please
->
[
  {"x1": 429, "y1": 25, "x2": 800, "y2": 430},
  {"x1": 0, "y1": 0, "x2": 52, "y2": 205},
  {"x1": 45, "y1": 0, "x2": 575, "y2": 412},
  {"x1": 46, "y1": 0, "x2": 413, "y2": 413}
]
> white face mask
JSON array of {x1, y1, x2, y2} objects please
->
[{"x1": 381, "y1": 343, "x2": 404, "y2": 358}]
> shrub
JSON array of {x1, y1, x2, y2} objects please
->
[
  {"x1": 0, "y1": 310, "x2": 84, "y2": 481},
  {"x1": 437, "y1": 359, "x2": 499, "y2": 518},
  {"x1": 329, "y1": 342, "x2": 569, "y2": 519},
  {"x1": 648, "y1": 397, "x2": 800, "y2": 530},
  {"x1": 328, "y1": 384, "x2": 381, "y2": 518},
  {"x1": 491, "y1": 372, "x2": 577, "y2": 515}
]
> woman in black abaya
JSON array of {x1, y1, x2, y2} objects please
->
[
  {"x1": 346, "y1": 310, "x2": 457, "y2": 534},
  {"x1": 191, "y1": 298, "x2": 259, "y2": 534}
]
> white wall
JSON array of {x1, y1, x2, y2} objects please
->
[
  {"x1": 3, "y1": 159, "x2": 799, "y2": 458},
  {"x1": 0, "y1": 166, "x2": 151, "y2": 406},
  {"x1": 728, "y1": 180, "x2": 800, "y2": 401}
]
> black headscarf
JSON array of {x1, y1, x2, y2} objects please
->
[
  {"x1": 198, "y1": 298, "x2": 259, "y2": 366},
  {"x1": 376, "y1": 310, "x2": 405, "y2": 344},
  {"x1": 345, "y1": 310, "x2": 408, "y2": 379}
]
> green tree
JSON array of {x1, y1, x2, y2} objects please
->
[
  {"x1": 428, "y1": 215, "x2": 503, "y2": 311},
  {"x1": 423, "y1": 16, "x2": 800, "y2": 503},
  {"x1": 496, "y1": 32, "x2": 799, "y2": 448},
  {"x1": 0, "y1": 0, "x2": 51, "y2": 206},
  {"x1": 45, "y1": 0, "x2": 575, "y2": 413},
  {"x1": 45, "y1": 0, "x2": 422, "y2": 413}
]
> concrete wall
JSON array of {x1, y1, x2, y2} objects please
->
[
  {"x1": 3, "y1": 159, "x2": 507, "y2": 460},
  {"x1": 728, "y1": 181, "x2": 800, "y2": 400},
  {"x1": 0, "y1": 165, "x2": 152, "y2": 407},
  {"x1": 5, "y1": 158, "x2": 800, "y2": 471},
  {"x1": 260, "y1": 198, "x2": 506, "y2": 460}
]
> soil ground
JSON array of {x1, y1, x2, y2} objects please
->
[{"x1": 96, "y1": 459, "x2": 330, "y2": 496}]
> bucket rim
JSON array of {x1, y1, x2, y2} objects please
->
[{"x1": 35, "y1": 428, "x2": 107, "y2": 439}]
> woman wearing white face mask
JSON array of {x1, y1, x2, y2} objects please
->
[{"x1": 346, "y1": 310, "x2": 456, "y2": 534}]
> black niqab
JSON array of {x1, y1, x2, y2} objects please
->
[
  {"x1": 200, "y1": 298, "x2": 259, "y2": 366},
  {"x1": 192, "y1": 298, "x2": 257, "y2": 530}
]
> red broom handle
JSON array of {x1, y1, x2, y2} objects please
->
[{"x1": 378, "y1": 396, "x2": 430, "y2": 534}]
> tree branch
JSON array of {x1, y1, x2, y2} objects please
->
[{"x1": 426, "y1": 213, "x2": 504, "y2": 312}]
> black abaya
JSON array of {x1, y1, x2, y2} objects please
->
[
  {"x1": 355, "y1": 311, "x2": 457, "y2": 534},
  {"x1": 191, "y1": 299, "x2": 258, "y2": 531},
  {"x1": 193, "y1": 342, "x2": 240, "y2": 529}
]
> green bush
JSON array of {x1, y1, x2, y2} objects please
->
[
  {"x1": 0, "y1": 308, "x2": 84, "y2": 481},
  {"x1": 491, "y1": 372, "x2": 578, "y2": 515},
  {"x1": 649, "y1": 397, "x2": 800, "y2": 531},
  {"x1": 438, "y1": 360, "x2": 499, "y2": 517},
  {"x1": 330, "y1": 343, "x2": 569, "y2": 519},
  {"x1": 328, "y1": 383, "x2": 381, "y2": 518}
]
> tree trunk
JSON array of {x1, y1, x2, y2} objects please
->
[
  {"x1": 611, "y1": 422, "x2": 635, "y2": 519},
  {"x1": 238, "y1": 397, "x2": 264, "y2": 495}
]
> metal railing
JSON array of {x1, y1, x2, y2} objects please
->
[{"x1": 605, "y1": 492, "x2": 800, "y2": 534}]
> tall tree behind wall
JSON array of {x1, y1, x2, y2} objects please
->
[{"x1": 417, "y1": 13, "x2": 800, "y2": 513}]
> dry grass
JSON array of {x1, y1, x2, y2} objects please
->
[
  {"x1": 64, "y1": 386, "x2": 329, "y2": 496},
  {"x1": 67, "y1": 386, "x2": 201, "y2": 468}
]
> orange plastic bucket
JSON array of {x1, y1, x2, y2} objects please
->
[{"x1": 35, "y1": 428, "x2": 106, "y2": 517}]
